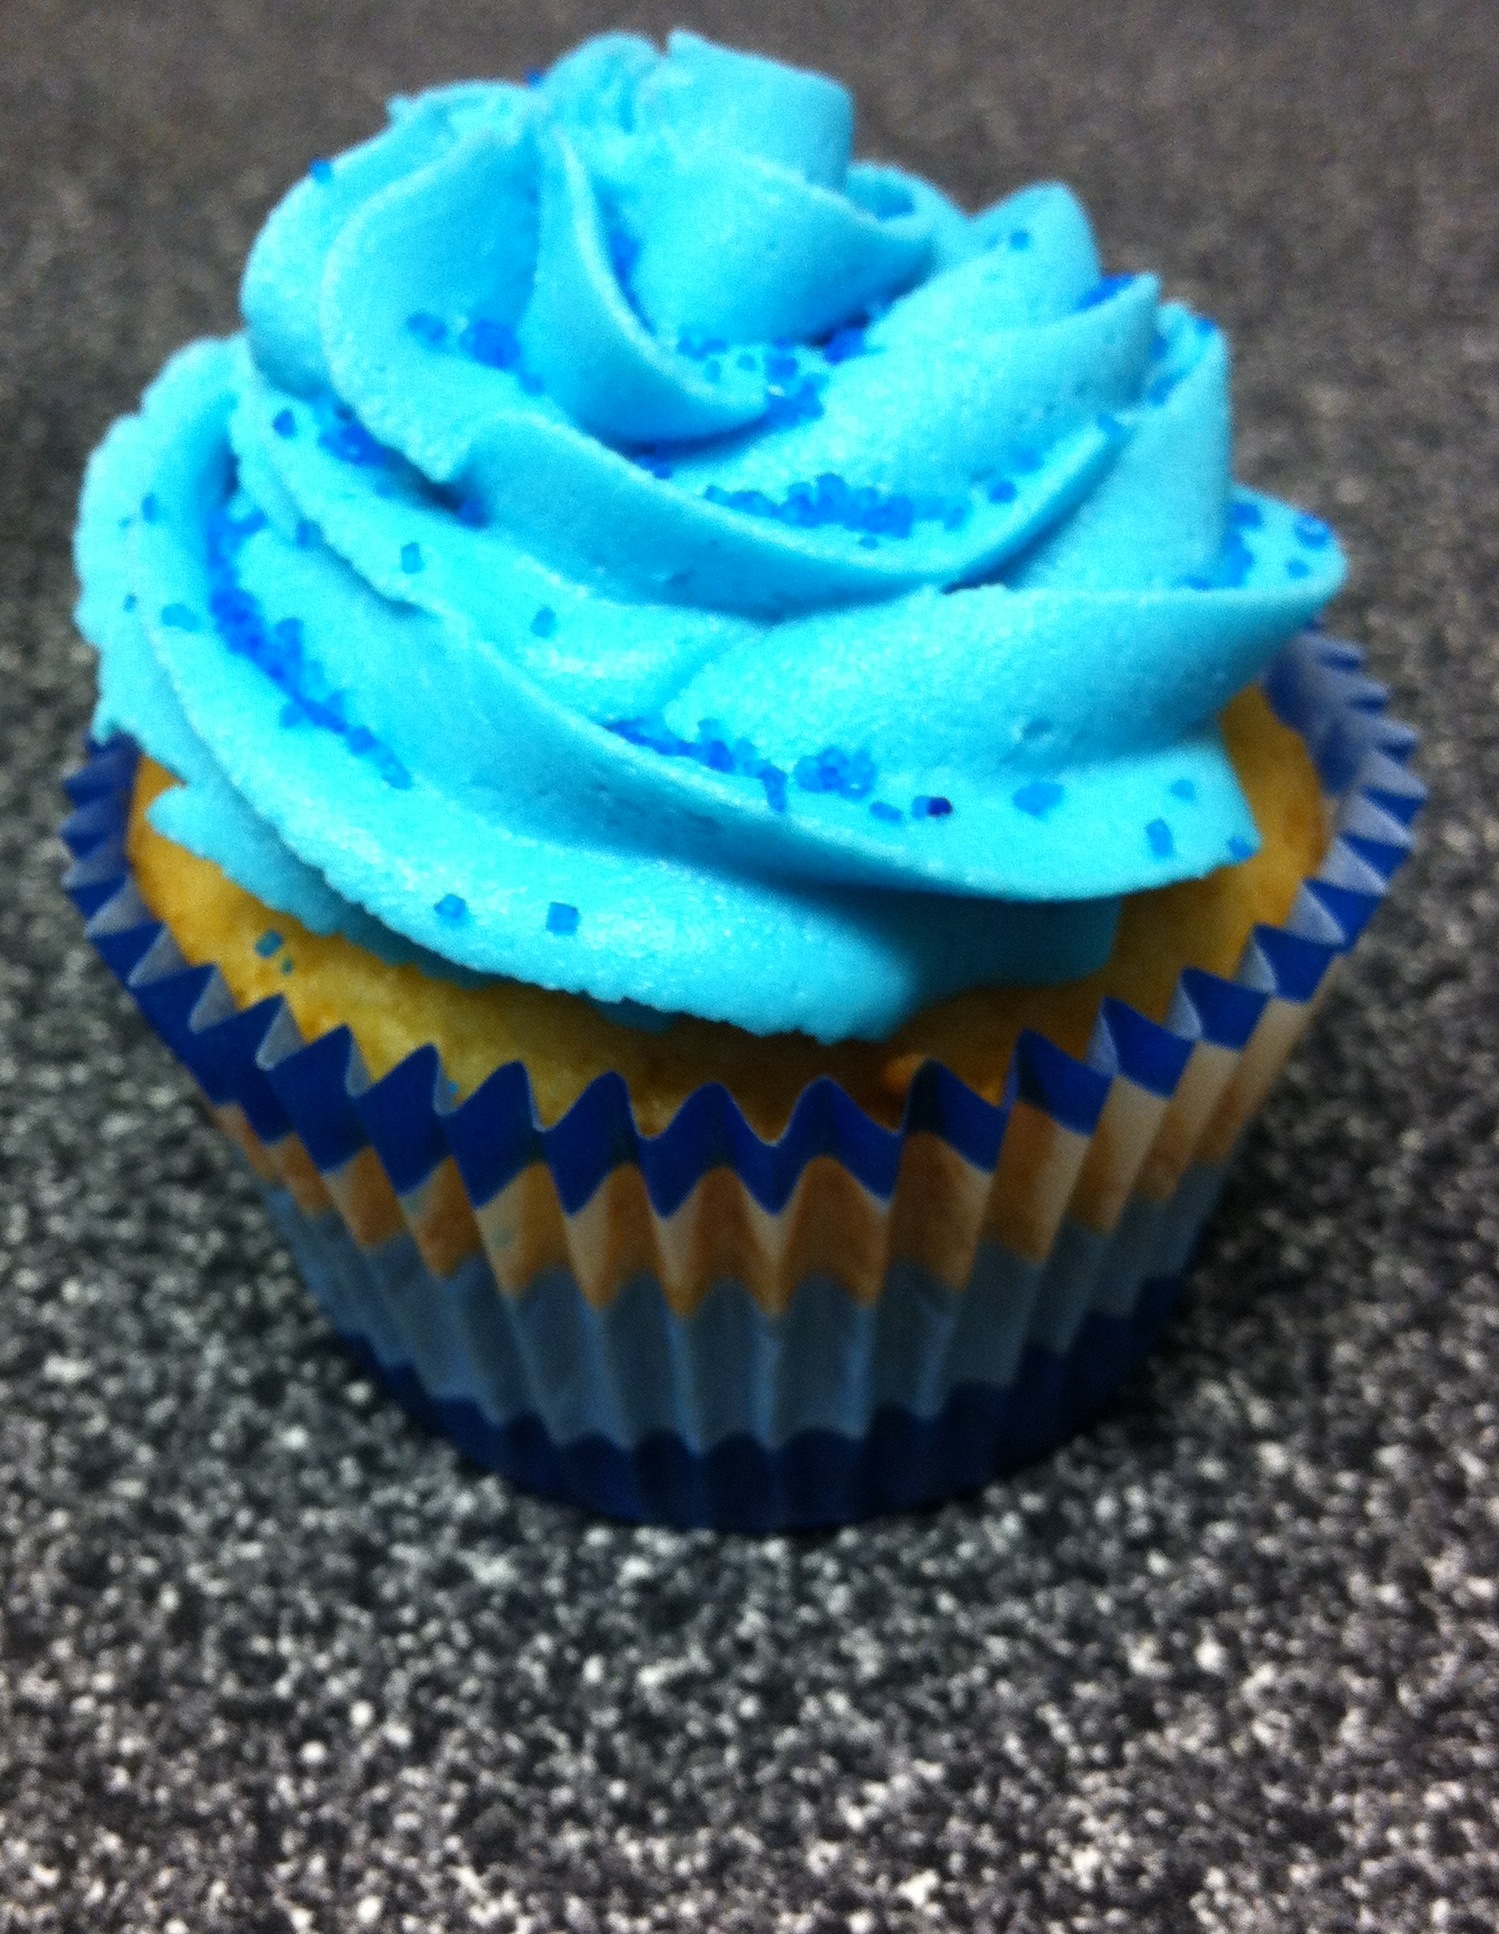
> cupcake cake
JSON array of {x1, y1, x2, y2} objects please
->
[{"x1": 66, "y1": 30, "x2": 1422, "y2": 1528}]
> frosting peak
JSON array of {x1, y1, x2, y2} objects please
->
[{"x1": 77, "y1": 32, "x2": 1346, "y2": 1041}]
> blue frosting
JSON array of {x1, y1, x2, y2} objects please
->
[{"x1": 74, "y1": 30, "x2": 1346, "y2": 1043}]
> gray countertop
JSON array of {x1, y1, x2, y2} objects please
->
[{"x1": 3, "y1": 2, "x2": 1496, "y2": 1927}]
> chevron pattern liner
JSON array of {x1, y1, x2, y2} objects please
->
[{"x1": 61, "y1": 632, "x2": 1423, "y2": 1528}]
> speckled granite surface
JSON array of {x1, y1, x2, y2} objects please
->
[{"x1": 2, "y1": 2, "x2": 1497, "y2": 1927}]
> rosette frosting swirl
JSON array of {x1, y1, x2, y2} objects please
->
[{"x1": 76, "y1": 30, "x2": 1346, "y2": 1041}]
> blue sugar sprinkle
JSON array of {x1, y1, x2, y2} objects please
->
[
  {"x1": 459, "y1": 317, "x2": 520, "y2": 369},
  {"x1": 1228, "y1": 835, "x2": 1255, "y2": 862},
  {"x1": 160, "y1": 602, "x2": 201, "y2": 631},
  {"x1": 140, "y1": 493, "x2": 160, "y2": 523},
  {"x1": 866, "y1": 495, "x2": 915, "y2": 537},
  {"x1": 1294, "y1": 515, "x2": 1332, "y2": 548},
  {"x1": 1074, "y1": 273, "x2": 1135, "y2": 312},
  {"x1": 695, "y1": 719, "x2": 732, "y2": 761},
  {"x1": 309, "y1": 158, "x2": 333, "y2": 183},
  {"x1": 531, "y1": 605, "x2": 558, "y2": 638},
  {"x1": 793, "y1": 746, "x2": 827, "y2": 792},
  {"x1": 821, "y1": 325, "x2": 867, "y2": 364},
  {"x1": 309, "y1": 689, "x2": 352, "y2": 735},
  {"x1": 793, "y1": 745, "x2": 877, "y2": 801},
  {"x1": 1169, "y1": 777, "x2": 1198, "y2": 802},
  {"x1": 1229, "y1": 498, "x2": 1264, "y2": 529},
  {"x1": 1286, "y1": 558, "x2": 1311, "y2": 579},
  {"x1": 607, "y1": 225, "x2": 642, "y2": 291},
  {"x1": 1013, "y1": 780, "x2": 1065, "y2": 819},
  {"x1": 406, "y1": 311, "x2": 448, "y2": 346},
  {"x1": 272, "y1": 408, "x2": 297, "y2": 439},
  {"x1": 122, "y1": 593, "x2": 137, "y2": 612},
  {"x1": 605, "y1": 719, "x2": 790, "y2": 814},
  {"x1": 766, "y1": 349, "x2": 799, "y2": 382},
  {"x1": 912, "y1": 795, "x2": 954, "y2": 820},
  {"x1": 781, "y1": 482, "x2": 816, "y2": 527},
  {"x1": 205, "y1": 498, "x2": 418, "y2": 789},
  {"x1": 254, "y1": 931, "x2": 284, "y2": 958},
  {"x1": 456, "y1": 496, "x2": 487, "y2": 528},
  {"x1": 987, "y1": 478, "x2": 1018, "y2": 503},
  {"x1": 703, "y1": 472, "x2": 942, "y2": 541},
  {"x1": 400, "y1": 542, "x2": 423, "y2": 573},
  {"x1": 1146, "y1": 818, "x2": 1175, "y2": 858},
  {"x1": 547, "y1": 901, "x2": 580, "y2": 936},
  {"x1": 434, "y1": 893, "x2": 468, "y2": 924},
  {"x1": 271, "y1": 614, "x2": 305, "y2": 655},
  {"x1": 763, "y1": 376, "x2": 824, "y2": 430},
  {"x1": 678, "y1": 332, "x2": 728, "y2": 360},
  {"x1": 870, "y1": 801, "x2": 902, "y2": 824},
  {"x1": 524, "y1": 66, "x2": 543, "y2": 85},
  {"x1": 319, "y1": 419, "x2": 386, "y2": 467},
  {"x1": 1008, "y1": 227, "x2": 1032, "y2": 249},
  {"x1": 608, "y1": 717, "x2": 685, "y2": 755}
]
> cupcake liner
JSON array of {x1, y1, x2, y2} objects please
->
[{"x1": 62, "y1": 631, "x2": 1423, "y2": 1529}]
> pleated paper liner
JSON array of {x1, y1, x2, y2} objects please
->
[{"x1": 62, "y1": 631, "x2": 1423, "y2": 1529}]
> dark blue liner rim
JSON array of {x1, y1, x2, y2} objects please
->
[
  {"x1": 328, "y1": 1268, "x2": 1188, "y2": 1532},
  {"x1": 64, "y1": 631, "x2": 1423, "y2": 1226}
]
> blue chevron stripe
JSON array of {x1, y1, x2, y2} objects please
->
[{"x1": 327, "y1": 1274, "x2": 1185, "y2": 1530}]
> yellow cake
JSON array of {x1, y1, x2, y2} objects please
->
[{"x1": 129, "y1": 684, "x2": 1325, "y2": 1139}]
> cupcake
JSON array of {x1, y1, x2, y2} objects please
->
[{"x1": 67, "y1": 31, "x2": 1422, "y2": 1528}]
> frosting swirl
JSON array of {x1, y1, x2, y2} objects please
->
[{"x1": 76, "y1": 30, "x2": 1346, "y2": 1041}]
